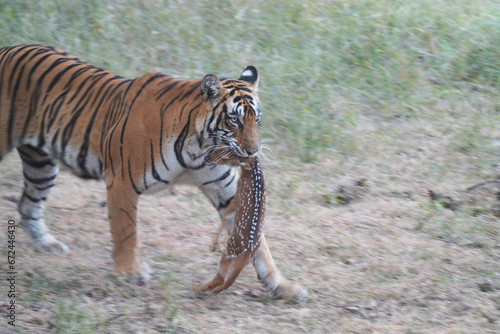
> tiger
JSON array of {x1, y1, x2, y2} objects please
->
[{"x1": 0, "y1": 45, "x2": 307, "y2": 300}]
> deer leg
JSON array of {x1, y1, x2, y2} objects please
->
[
  {"x1": 210, "y1": 256, "x2": 249, "y2": 293},
  {"x1": 198, "y1": 255, "x2": 250, "y2": 293},
  {"x1": 197, "y1": 272, "x2": 225, "y2": 292}
]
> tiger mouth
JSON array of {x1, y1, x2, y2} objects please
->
[
  {"x1": 204, "y1": 147, "x2": 235, "y2": 166},
  {"x1": 204, "y1": 145, "x2": 261, "y2": 167},
  {"x1": 204, "y1": 153, "x2": 215, "y2": 166},
  {"x1": 204, "y1": 146, "x2": 243, "y2": 166}
]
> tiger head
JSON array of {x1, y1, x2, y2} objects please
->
[{"x1": 201, "y1": 66, "x2": 261, "y2": 166}]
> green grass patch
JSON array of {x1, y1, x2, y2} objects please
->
[
  {"x1": 0, "y1": 0, "x2": 499, "y2": 162},
  {"x1": 53, "y1": 297, "x2": 101, "y2": 334}
]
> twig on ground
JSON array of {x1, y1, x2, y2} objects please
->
[
  {"x1": 465, "y1": 179, "x2": 500, "y2": 193},
  {"x1": 326, "y1": 302, "x2": 375, "y2": 318}
]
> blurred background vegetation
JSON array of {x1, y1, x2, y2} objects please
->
[{"x1": 0, "y1": 0, "x2": 499, "y2": 162}]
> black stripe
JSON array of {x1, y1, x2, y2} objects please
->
[
  {"x1": 6, "y1": 59, "x2": 28, "y2": 149},
  {"x1": 35, "y1": 183, "x2": 55, "y2": 191},
  {"x1": 217, "y1": 196, "x2": 234, "y2": 210},
  {"x1": 26, "y1": 51, "x2": 54, "y2": 90},
  {"x1": 150, "y1": 140, "x2": 169, "y2": 184},
  {"x1": 107, "y1": 82, "x2": 134, "y2": 178},
  {"x1": 21, "y1": 60, "x2": 47, "y2": 139},
  {"x1": 46, "y1": 63, "x2": 80, "y2": 93},
  {"x1": 128, "y1": 159, "x2": 142, "y2": 195},
  {"x1": 77, "y1": 76, "x2": 124, "y2": 177},
  {"x1": 224, "y1": 174, "x2": 236, "y2": 188},
  {"x1": 4, "y1": 47, "x2": 37, "y2": 148},
  {"x1": 35, "y1": 86, "x2": 48, "y2": 147},
  {"x1": 174, "y1": 120, "x2": 190, "y2": 168},
  {"x1": 39, "y1": 58, "x2": 73, "y2": 105},
  {"x1": 215, "y1": 107, "x2": 225, "y2": 130},
  {"x1": 119, "y1": 73, "x2": 163, "y2": 178},
  {"x1": 206, "y1": 100, "x2": 221, "y2": 129},
  {"x1": 23, "y1": 172, "x2": 57, "y2": 185},
  {"x1": 178, "y1": 102, "x2": 188, "y2": 122},
  {"x1": 178, "y1": 82, "x2": 201, "y2": 102},
  {"x1": 157, "y1": 103, "x2": 173, "y2": 172},
  {"x1": 66, "y1": 67, "x2": 98, "y2": 105},
  {"x1": 190, "y1": 160, "x2": 209, "y2": 170},
  {"x1": 59, "y1": 73, "x2": 108, "y2": 158},
  {"x1": 173, "y1": 102, "x2": 200, "y2": 169},
  {"x1": 222, "y1": 79, "x2": 237, "y2": 85},
  {"x1": 99, "y1": 80, "x2": 131, "y2": 153},
  {"x1": 20, "y1": 156, "x2": 55, "y2": 169},
  {"x1": 119, "y1": 208, "x2": 136, "y2": 225},
  {"x1": 155, "y1": 76, "x2": 173, "y2": 86},
  {"x1": 60, "y1": 95, "x2": 94, "y2": 159},
  {"x1": 62, "y1": 65, "x2": 93, "y2": 91},
  {"x1": 22, "y1": 191, "x2": 47, "y2": 203},
  {"x1": 202, "y1": 168, "x2": 232, "y2": 185},
  {"x1": 69, "y1": 71, "x2": 107, "y2": 110},
  {"x1": 45, "y1": 93, "x2": 66, "y2": 132},
  {"x1": 155, "y1": 80, "x2": 180, "y2": 101},
  {"x1": 7, "y1": 46, "x2": 38, "y2": 95},
  {"x1": 143, "y1": 162, "x2": 148, "y2": 190},
  {"x1": 50, "y1": 128, "x2": 60, "y2": 158},
  {"x1": 120, "y1": 232, "x2": 136, "y2": 245}
]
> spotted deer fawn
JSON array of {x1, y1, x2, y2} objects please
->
[{"x1": 198, "y1": 152, "x2": 267, "y2": 293}]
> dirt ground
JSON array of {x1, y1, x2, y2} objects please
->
[{"x1": 1, "y1": 112, "x2": 499, "y2": 333}]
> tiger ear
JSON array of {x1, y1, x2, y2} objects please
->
[
  {"x1": 201, "y1": 74, "x2": 224, "y2": 106},
  {"x1": 239, "y1": 66, "x2": 259, "y2": 90}
]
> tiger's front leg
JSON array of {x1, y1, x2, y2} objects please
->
[
  {"x1": 252, "y1": 235, "x2": 308, "y2": 301},
  {"x1": 106, "y1": 184, "x2": 150, "y2": 284}
]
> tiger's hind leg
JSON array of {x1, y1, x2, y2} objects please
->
[{"x1": 17, "y1": 145, "x2": 69, "y2": 254}]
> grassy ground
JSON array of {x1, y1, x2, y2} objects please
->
[{"x1": 0, "y1": 0, "x2": 500, "y2": 333}]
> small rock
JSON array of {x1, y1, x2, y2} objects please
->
[
  {"x1": 478, "y1": 281, "x2": 495, "y2": 292},
  {"x1": 29, "y1": 315, "x2": 46, "y2": 325},
  {"x1": 428, "y1": 190, "x2": 459, "y2": 210},
  {"x1": 341, "y1": 258, "x2": 358, "y2": 265}
]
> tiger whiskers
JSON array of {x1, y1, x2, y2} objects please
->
[
  {"x1": 212, "y1": 150, "x2": 234, "y2": 165},
  {"x1": 259, "y1": 139, "x2": 274, "y2": 163}
]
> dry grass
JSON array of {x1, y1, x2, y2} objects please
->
[{"x1": 1, "y1": 90, "x2": 499, "y2": 332}]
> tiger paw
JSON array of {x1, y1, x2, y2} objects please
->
[
  {"x1": 34, "y1": 234, "x2": 69, "y2": 254},
  {"x1": 21, "y1": 218, "x2": 69, "y2": 254},
  {"x1": 121, "y1": 262, "x2": 152, "y2": 286},
  {"x1": 272, "y1": 282, "x2": 308, "y2": 302}
]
